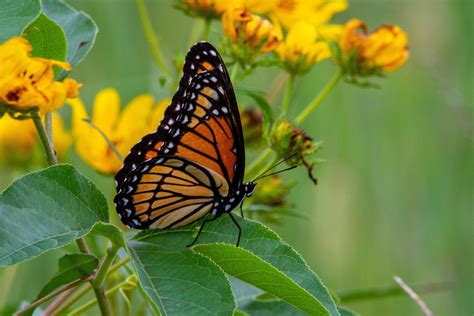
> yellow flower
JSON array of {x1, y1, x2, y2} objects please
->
[
  {"x1": 340, "y1": 19, "x2": 409, "y2": 73},
  {"x1": 0, "y1": 113, "x2": 71, "y2": 157},
  {"x1": 181, "y1": 0, "x2": 276, "y2": 18},
  {"x1": 68, "y1": 88, "x2": 168, "y2": 174},
  {"x1": 222, "y1": 6, "x2": 282, "y2": 54},
  {"x1": 277, "y1": 22, "x2": 331, "y2": 74},
  {"x1": 271, "y1": 0, "x2": 348, "y2": 30},
  {"x1": 0, "y1": 37, "x2": 82, "y2": 114}
]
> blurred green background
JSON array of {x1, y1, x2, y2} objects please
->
[{"x1": 0, "y1": 0, "x2": 472, "y2": 315}]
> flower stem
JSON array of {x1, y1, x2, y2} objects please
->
[
  {"x1": 337, "y1": 280, "x2": 452, "y2": 303},
  {"x1": 135, "y1": 0, "x2": 172, "y2": 77},
  {"x1": 294, "y1": 70, "x2": 343, "y2": 125},
  {"x1": 45, "y1": 112, "x2": 53, "y2": 140},
  {"x1": 230, "y1": 63, "x2": 239, "y2": 83},
  {"x1": 31, "y1": 111, "x2": 58, "y2": 165},
  {"x1": 203, "y1": 19, "x2": 211, "y2": 41},
  {"x1": 280, "y1": 73, "x2": 295, "y2": 116},
  {"x1": 82, "y1": 118, "x2": 124, "y2": 161},
  {"x1": 246, "y1": 148, "x2": 273, "y2": 180}
]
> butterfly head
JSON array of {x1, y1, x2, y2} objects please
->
[{"x1": 243, "y1": 182, "x2": 256, "y2": 197}]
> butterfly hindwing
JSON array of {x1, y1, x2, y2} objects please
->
[{"x1": 115, "y1": 41, "x2": 245, "y2": 229}]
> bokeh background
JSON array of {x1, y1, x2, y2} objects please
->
[{"x1": 0, "y1": 0, "x2": 472, "y2": 315}]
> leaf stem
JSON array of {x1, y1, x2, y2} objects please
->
[
  {"x1": 336, "y1": 280, "x2": 452, "y2": 303},
  {"x1": 135, "y1": 0, "x2": 172, "y2": 77},
  {"x1": 31, "y1": 111, "x2": 58, "y2": 165},
  {"x1": 280, "y1": 73, "x2": 294, "y2": 116},
  {"x1": 294, "y1": 70, "x2": 343, "y2": 125}
]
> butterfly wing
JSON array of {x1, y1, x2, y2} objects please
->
[
  {"x1": 115, "y1": 42, "x2": 245, "y2": 228},
  {"x1": 115, "y1": 156, "x2": 228, "y2": 228}
]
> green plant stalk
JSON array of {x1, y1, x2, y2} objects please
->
[
  {"x1": 93, "y1": 244, "x2": 120, "y2": 288},
  {"x1": 337, "y1": 281, "x2": 452, "y2": 303},
  {"x1": 280, "y1": 74, "x2": 294, "y2": 116},
  {"x1": 230, "y1": 63, "x2": 239, "y2": 83},
  {"x1": 16, "y1": 274, "x2": 95, "y2": 315},
  {"x1": 135, "y1": 0, "x2": 172, "y2": 77},
  {"x1": 32, "y1": 110, "x2": 111, "y2": 316},
  {"x1": 51, "y1": 256, "x2": 131, "y2": 314},
  {"x1": 31, "y1": 111, "x2": 58, "y2": 165},
  {"x1": 68, "y1": 277, "x2": 137, "y2": 315},
  {"x1": 246, "y1": 148, "x2": 273, "y2": 180},
  {"x1": 45, "y1": 112, "x2": 53, "y2": 141},
  {"x1": 82, "y1": 118, "x2": 124, "y2": 161},
  {"x1": 203, "y1": 19, "x2": 211, "y2": 41},
  {"x1": 294, "y1": 70, "x2": 343, "y2": 125}
]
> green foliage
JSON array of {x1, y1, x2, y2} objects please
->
[
  {"x1": 0, "y1": 0, "x2": 41, "y2": 42},
  {"x1": 128, "y1": 216, "x2": 339, "y2": 316},
  {"x1": 128, "y1": 231, "x2": 236, "y2": 315},
  {"x1": 23, "y1": 13, "x2": 67, "y2": 61},
  {"x1": 41, "y1": 0, "x2": 98, "y2": 77},
  {"x1": 0, "y1": 164, "x2": 108, "y2": 266}
]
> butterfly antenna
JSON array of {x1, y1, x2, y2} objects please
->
[
  {"x1": 252, "y1": 165, "x2": 297, "y2": 182},
  {"x1": 251, "y1": 153, "x2": 297, "y2": 182}
]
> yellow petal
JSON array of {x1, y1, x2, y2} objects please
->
[{"x1": 91, "y1": 88, "x2": 120, "y2": 135}]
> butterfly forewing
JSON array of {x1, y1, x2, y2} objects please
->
[{"x1": 115, "y1": 41, "x2": 245, "y2": 229}]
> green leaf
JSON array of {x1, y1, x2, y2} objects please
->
[
  {"x1": 41, "y1": 0, "x2": 98, "y2": 67},
  {"x1": 338, "y1": 306, "x2": 359, "y2": 316},
  {"x1": 0, "y1": 0, "x2": 41, "y2": 42},
  {"x1": 90, "y1": 222, "x2": 126, "y2": 248},
  {"x1": 37, "y1": 253, "x2": 98, "y2": 298},
  {"x1": 191, "y1": 217, "x2": 339, "y2": 316},
  {"x1": 129, "y1": 217, "x2": 338, "y2": 316},
  {"x1": 241, "y1": 300, "x2": 303, "y2": 315},
  {"x1": 23, "y1": 13, "x2": 67, "y2": 61},
  {"x1": 194, "y1": 243, "x2": 327, "y2": 315},
  {"x1": 127, "y1": 233, "x2": 236, "y2": 315},
  {"x1": 0, "y1": 164, "x2": 108, "y2": 266}
]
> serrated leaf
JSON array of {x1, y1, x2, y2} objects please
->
[
  {"x1": 127, "y1": 233, "x2": 236, "y2": 316},
  {"x1": 129, "y1": 217, "x2": 339, "y2": 316},
  {"x1": 90, "y1": 222, "x2": 125, "y2": 248},
  {"x1": 194, "y1": 243, "x2": 327, "y2": 315},
  {"x1": 23, "y1": 13, "x2": 67, "y2": 62},
  {"x1": 0, "y1": 0, "x2": 41, "y2": 42},
  {"x1": 37, "y1": 253, "x2": 98, "y2": 299},
  {"x1": 41, "y1": 0, "x2": 98, "y2": 69},
  {"x1": 0, "y1": 164, "x2": 108, "y2": 266}
]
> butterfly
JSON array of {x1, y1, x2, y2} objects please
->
[{"x1": 114, "y1": 41, "x2": 256, "y2": 246}]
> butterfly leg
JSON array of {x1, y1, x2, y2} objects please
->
[
  {"x1": 187, "y1": 216, "x2": 219, "y2": 248},
  {"x1": 239, "y1": 200, "x2": 245, "y2": 218},
  {"x1": 228, "y1": 212, "x2": 242, "y2": 247}
]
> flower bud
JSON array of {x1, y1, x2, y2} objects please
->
[{"x1": 339, "y1": 19, "x2": 409, "y2": 75}]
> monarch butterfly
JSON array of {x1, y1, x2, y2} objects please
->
[{"x1": 114, "y1": 41, "x2": 257, "y2": 246}]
